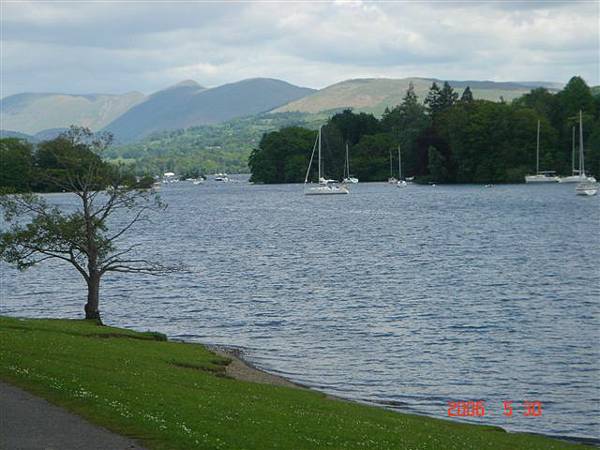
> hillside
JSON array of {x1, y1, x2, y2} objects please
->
[
  {"x1": 274, "y1": 78, "x2": 560, "y2": 115},
  {"x1": 103, "y1": 78, "x2": 315, "y2": 142},
  {"x1": 0, "y1": 91, "x2": 145, "y2": 134},
  {"x1": 105, "y1": 111, "x2": 328, "y2": 174}
]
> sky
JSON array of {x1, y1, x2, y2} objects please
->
[{"x1": 1, "y1": 0, "x2": 598, "y2": 97}]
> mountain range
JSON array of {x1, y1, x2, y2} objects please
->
[{"x1": 1, "y1": 77, "x2": 566, "y2": 143}]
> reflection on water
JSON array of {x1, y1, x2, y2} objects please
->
[{"x1": 2, "y1": 179, "x2": 599, "y2": 440}]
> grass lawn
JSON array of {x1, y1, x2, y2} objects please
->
[{"x1": 0, "y1": 316, "x2": 592, "y2": 450}]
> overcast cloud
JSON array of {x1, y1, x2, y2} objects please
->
[{"x1": 1, "y1": 1, "x2": 598, "y2": 97}]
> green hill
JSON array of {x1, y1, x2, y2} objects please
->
[
  {"x1": 0, "y1": 92, "x2": 145, "y2": 134},
  {"x1": 274, "y1": 78, "x2": 560, "y2": 115},
  {"x1": 106, "y1": 111, "x2": 328, "y2": 174}
]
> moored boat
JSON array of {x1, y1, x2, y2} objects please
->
[
  {"x1": 304, "y1": 126, "x2": 349, "y2": 195},
  {"x1": 525, "y1": 120, "x2": 558, "y2": 183}
]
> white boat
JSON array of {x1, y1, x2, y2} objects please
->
[
  {"x1": 575, "y1": 111, "x2": 598, "y2": 196},
  {"x1": 525, "y1": 120, "x2": 558, "y2": 183},
  {"x1": 396, "y1": 146, "x2": 407, "y2": 188},
  {"x1": 576, "y1": 182, "x2": 598, "y2": 196},
  {"x1": 214, "y1": 173, "x2": 229, "y2": 182},
  {"x1": 304, "y1": 126, "x2": 349, "y2": 195},
  {"x1": 192, "y1": 179, "x2": 205, "y2": 185},
  {"x1": 560, "y1": 125, "x2": 596, "y2": 183},
  {"x1": 342, "y1": 143, "x2": 359, "y2": 184}
]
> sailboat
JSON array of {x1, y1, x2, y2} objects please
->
[
  {"x1": 575, "y1": 111, "x2": 598, "y2": 196},
  {"x1": 304, "y1": 126, "x2": 349, "y2": 195},
  {"x1": 397, "y1": 146, "x2": 407, "y2": 187},
  {"x1": 524, "y1": 120, "x2": 558, "y2": 183},
  {"x1": 560, "y1": 123, "x2": 597, "y2": 183},
  {"x1": 387, "y1": 150, "x2": 397, "y2": 184},
  {"x1": 342, "y1": 143, "x2": 359, "y2": 184}
]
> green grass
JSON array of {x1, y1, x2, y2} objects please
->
[{"x1": 0, "y1": 316, "x2": 592, "y2": 450}]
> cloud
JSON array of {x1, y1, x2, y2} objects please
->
[{"x1": 1, "y1": 0, "x2": 598, "y2": 97}]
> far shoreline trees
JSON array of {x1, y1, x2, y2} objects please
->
[
  {"x1": 0, "y1": 127, "x2": 179, "y2": 323},
  {"x1": 249, "y1": 76, "x2": 600, "y2": 184}
]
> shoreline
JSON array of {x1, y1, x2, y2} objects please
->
[
  {"x1": 1, "y1": 316, "x2": 596, "y2": 450},
  {"x1": 205, "y1": 343, "x2": 600, "y2": 448}
]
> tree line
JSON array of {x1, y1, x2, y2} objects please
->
[
  {"x1": 0, "y1": 132, "x2": 153, "y2": 193},
  {"x1": 249, "y1": 76, "x2": 600, "y2": 184}
]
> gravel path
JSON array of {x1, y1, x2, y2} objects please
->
[{"x1": 0, "y1": 381, "x2": 145, "y2": 450}]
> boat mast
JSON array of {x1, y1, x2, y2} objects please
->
[
  {"x1": 579, "y1": 110, "x2": 585, "y2": 176},
  {"x1": 305, "y1": 132, "x2": 318, "y2": 184},
  {"x1": 398, "y1": 145, "x2": 402, "y2": 180},
  {"x1": 572, "y1": 126, "x2": 576, "y2": 175},
  {"x1": 346, "y1": 143, "x2": 349, "y2": 179},
  {"x1": 536, "y1": 120, "x2": 540, "y2": 175},
  {"x1": 389, "y1": 150, "x2": 393, "y2": 179},
  {"x1": 318, "y1": 125, "x2": 322, "y2": 181}
]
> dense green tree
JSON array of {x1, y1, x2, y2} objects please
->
[
  {"x1": 427, "y1": 146, "x2": 448, "y2": 182},
  {"x1": 351, "y1": 133, "x2": 397, "y2": 182},
  {"x1": 328, "y1": 109, "x2": 380, "y2": 145},
  {"x1": 439, "y1": 82, "x2": 459, "y2": 111},
  {"x1": 460, "y1": 86, "x2": 474, "y2": 103},
  {"x1": 0, "y1": 138, "x2": 34, "y2": 192},
  {"x1": 557, "y1": 76, "x2": 595, "y2": 119},
  {"x1": 512, "y1": 87, "x2": 557, "y2": 120},
  {"x1": 248, "y1": 127, "x2": 316, "y2": 183},
  {"x1": 424, "y1": 82, "x2": 442, "y2": 115}
]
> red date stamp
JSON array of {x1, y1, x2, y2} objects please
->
[
  {"x1": 447, "y1": 400, "x2": 486, "y2": 417},
  {"x1": 448, "y1": 400, "x2": 543, "y2": 417}
]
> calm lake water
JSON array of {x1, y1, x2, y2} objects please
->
[{"x1": 2, "y1": 178, "x2": 599, "y2": 441}]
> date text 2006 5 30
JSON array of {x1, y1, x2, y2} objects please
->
[{"x1": 447, "y1": 401, "x2": 543, "y2": 417}]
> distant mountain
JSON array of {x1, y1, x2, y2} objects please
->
[
  {"x1": 274, "y1": 78, "x2": 561, "y2": 115},
  {"x1": 103, "y1": 78, "x2": 315, "y2": 142},
  {"x1": 0, "y1": 92, "x2": 145, "y2": 135},
  {"x1": 0, "y1": 127, "x2": 72, "y2": 143},
  {"x1": 0, "y1": 129, "x2": 35, "y2": 141}
]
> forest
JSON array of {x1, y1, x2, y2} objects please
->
[{"x1": 249, "y1": 77, "x2": 600, "y2": 184}]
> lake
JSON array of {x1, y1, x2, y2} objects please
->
[{"x1": 2, "y1": 178, "x2": 599, "y2": 442}]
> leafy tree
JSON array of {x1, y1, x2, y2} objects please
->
[
  {"x1": 329, "y1": 109, "x2": 380, "y2": 145},
  {"x1": 438, "y1": 82, "x2": 459, "y2": 111},
  {"x1": 557, "y1": 76, "x2": 595, "y2": 119},
  {"x1": 424, "y1": 82, "x2": 442, "y2": 115},
  {"x1": 460, "y1": 86, "x2": 474, "y2": 103},
  {"x1": 249, "y1": 127, "x2": 316, "y2": 183},
  {"x1": 512, "y1": 87, "x2": 557, "y2": 120},
  {"x1": 0, "y1": 126, "x2": 178, "y2": 323},
  {"x1": 0, "y1": 138, "x2": 34, "y2": 192}
]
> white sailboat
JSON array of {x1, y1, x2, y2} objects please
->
[
  {"x1": 304, "y1": 126, "x2": 349, "y2": 195},
  {"x1": 560, "y1": 123, "x2": 597, "y2": 183},
  {"x1": 342, "y1": 143, "x2": 359, "y2": 184},
  {"x1": 396, "y1": 146, "x2": 407, "y2": 187},
  {"x1": 575, "y1": 111, "x2": 598, "y2": 196},
  {"x1": 525, "y1": 120, "x2": 558, "y2": 183},
  {"x1": 387, "y1": 150, "x2": 397, "y2": 184}
]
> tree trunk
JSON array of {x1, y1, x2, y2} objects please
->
[{"x1": 85, "y1": 273, "x2": 102, "y2": 324}]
